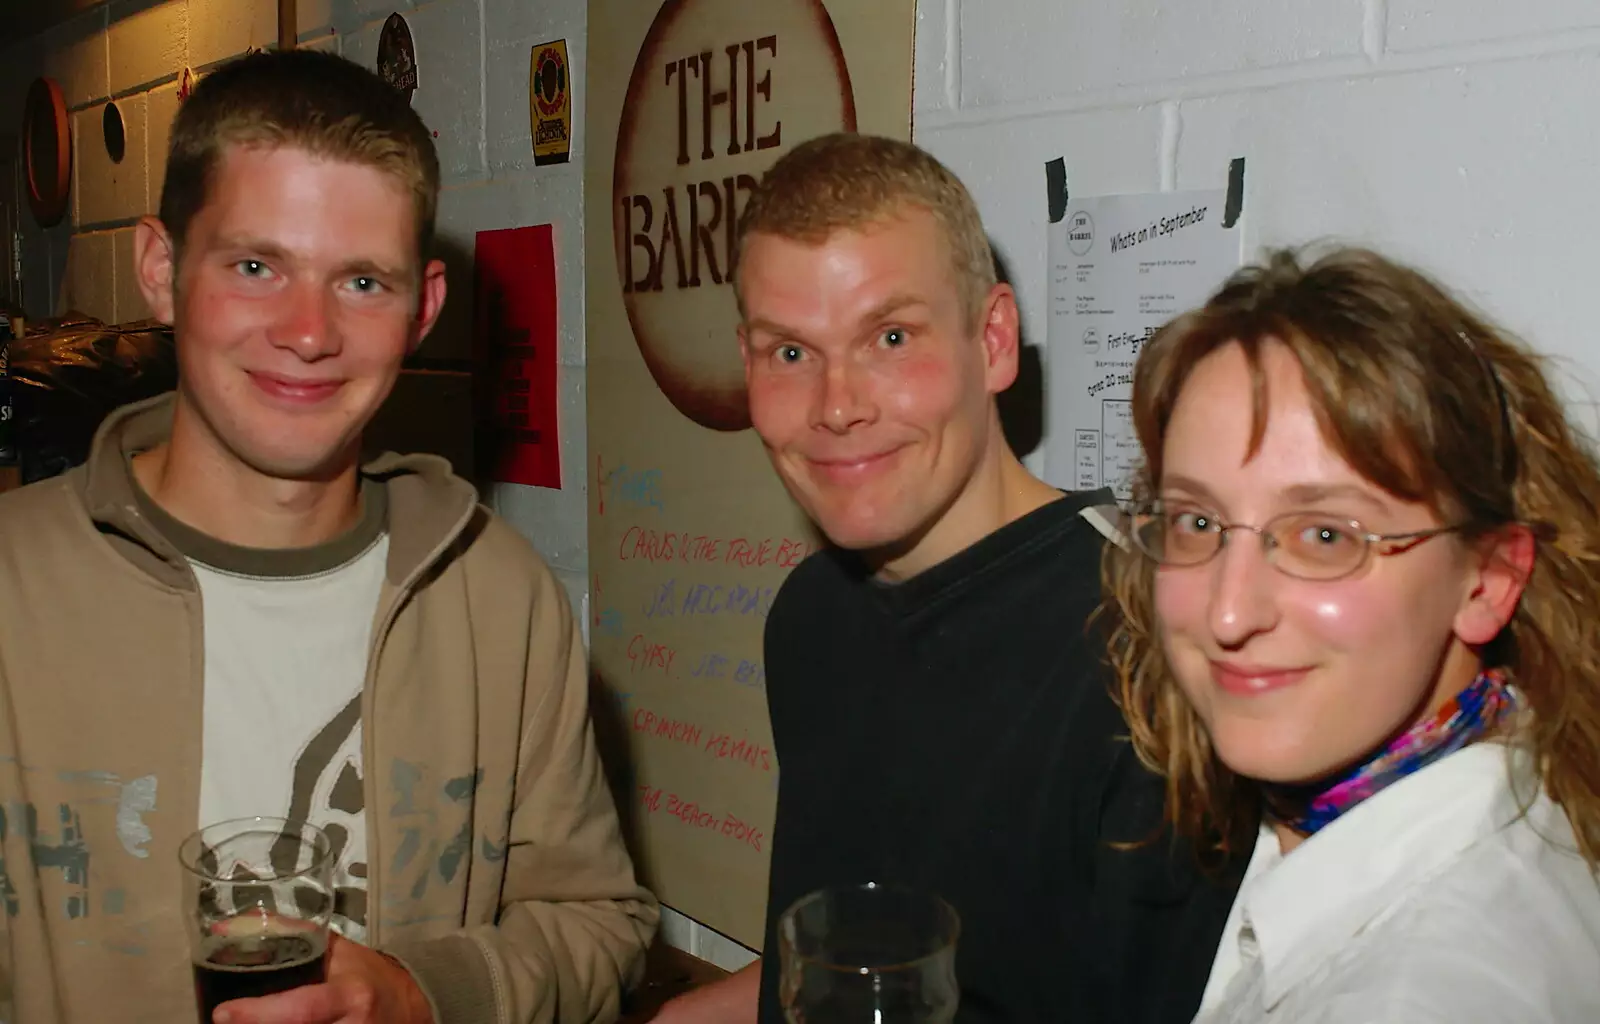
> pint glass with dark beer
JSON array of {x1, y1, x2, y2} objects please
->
[{"x1": 179, "y1": 817, "x2": 334, "y2": 1023}]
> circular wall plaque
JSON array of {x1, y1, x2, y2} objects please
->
[
  {"x1": 613, "y1": 0, "x2": 856, "y2": 432},
  {"x1": 377, "y1": 13, "x2": 418, "y2": 102},
  {"x1": 23, "y1": 76, "x2": 71, "y2": 228}
]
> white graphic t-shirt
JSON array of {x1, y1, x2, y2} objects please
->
[{"x1": 137, "y1": 479, "x2": 388, "y2": 942}]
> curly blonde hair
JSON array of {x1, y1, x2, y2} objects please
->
[{"x1": 1104, "y1": 244, "x2": 1600, "y2": 864}]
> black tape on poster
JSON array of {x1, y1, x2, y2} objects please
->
[
  {"x1": 1045, "y1": 157, "x2": 1070, "y2": 224},
  {"x1": 1222, "y1": 157, "x2": 1246, "y2": 229}
]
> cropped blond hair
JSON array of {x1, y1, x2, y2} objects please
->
[
  {"x1": 733, "y1": 133, "x2": 996, "y2": 327},
  {"x1": 160, "y1": 48, "x2": 440, "y2": 265}
]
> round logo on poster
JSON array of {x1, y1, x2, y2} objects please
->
[{"x1": 613, "y1": 0, "x2": 856, "y2": 432}]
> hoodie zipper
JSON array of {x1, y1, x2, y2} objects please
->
[{"x1": 361, "y1": 495, "x2": 478, "y2": 949}]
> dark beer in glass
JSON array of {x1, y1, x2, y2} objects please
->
[{"x1": 179, "y1": 818, "x2": 334, "y2": 1023}]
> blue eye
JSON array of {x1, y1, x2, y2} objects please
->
[
  {"x1": 237, "y1": 260, "x2": 268, "y2": 278},
  {"x1": 879, "y1": 327, "x2": 907, "y2": 348},
  {"x1": 776, "y1": 345, "x2": 804, "y2": 364}
]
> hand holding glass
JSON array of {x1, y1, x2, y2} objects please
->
[
  {"x1": 179, "y1": 817, "x2": 334, "y2": 1024},
  {"x1": 778, "y1": 883, "x2": 960, "y2": 1023}
]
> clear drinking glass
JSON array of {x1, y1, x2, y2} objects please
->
[
  {"x1": 179, "y1": 817, "x2": 335, "y2": 1024},
  {"x1": 778, "y1": 882, "x2": 961, "y2": 1023}
]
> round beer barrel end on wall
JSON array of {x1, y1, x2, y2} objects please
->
[{"x1": 23, "y1": 76, "x2": 72, "y2": 228}]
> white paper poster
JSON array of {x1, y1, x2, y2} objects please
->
[{"x1": 1044, "y1": 189, "x2": 1242, "y2": 498}]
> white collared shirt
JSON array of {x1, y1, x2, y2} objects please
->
[{"x1": 1195, "y1": 743, "x2": 1600, "y2": 1023}]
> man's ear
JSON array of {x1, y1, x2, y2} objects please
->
[
  {"x1": 1454, "y1": 524, "x2": 1537, "y2": 646},
  {"x1": 132, "y1": 216, "x2": 179, "y2": 324},
  {"x1": 409, "y1": 258, "x2": 448, "y2": 352},
  {"x1": 979, "y1": 282, "x2": 1021, "y2": 396}
]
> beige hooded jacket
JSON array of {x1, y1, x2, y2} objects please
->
[{"x1": 0, "y1": 395, "x2": 658, "y2": 1023}]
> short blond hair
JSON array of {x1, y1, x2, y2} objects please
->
[
  {"x1": 160, "y1": 49, "x2": 440, "y2": 266},
  {"x1": 733, "y1": 133, "x2": 996, "y2": 326}
]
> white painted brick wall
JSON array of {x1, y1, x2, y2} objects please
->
[
  {"x1": 111, "y1": 226, "x2": 152, "y2": 322},
  {"x1": 40, "y1": 10, "x2": 111, "y2": 110},
  {"x1": 1172, "y1": 50, "x2": 1600, "y2": 401},
  {"x1": 342, "y1": 0, "x2": 485, "y2": 185},
  {"x1": 297, "y1": 0, "x2": 338, "y2": 37},
  {"x1": 59, "y1": 229, "x2": 115, "y2": 321},
  {"x1": 1386, "y1": 0, "x2": 1600, "y2": 52},
  {"x1": 188, "y1": 0, "x2": 278, "y2": 69},
  {"x1": 108, "y1": 0, "x2": 188, "y2": 96},
  {"x1": 74, "y1": 96, "x2": 149, "y2": 227},
  {"x1": 916, "y1": 0, "x2": 1600, "y2": 479},
  {"x1": 959, "y1": 1, "x2": 1367, "y2": 108},
  {"x1": 145, "y1": 79, "x2": 182, "y2": 215},
  {"x1": 484, "y1": 0, "x2": 585, "y2": 178},
  {"x1": 328, "y1": 0, "x2": 409, "y2": 35}
]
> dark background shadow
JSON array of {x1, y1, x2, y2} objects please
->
[
  {"x1": 992, "y1": 244, "x2": 1044, "y2": 460},
  {"x1": 590, "y1": 670, "x2": 647, "y2": 866},
  {"x1": 365, "y1": 233, "x2": 478, "y2": 484}
]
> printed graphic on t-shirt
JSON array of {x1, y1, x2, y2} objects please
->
[
  {"x1": 188, "y1": 533, "x2": 389, "y2": 948},
  {"x1": 286, "y1": 694, "x2": 367, "y2": 940}
]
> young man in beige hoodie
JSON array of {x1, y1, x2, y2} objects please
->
[{"x1": 0, "y1": 49, "x2": 655, "y2": 1024}]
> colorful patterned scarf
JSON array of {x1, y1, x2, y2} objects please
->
[{"x1": 1264, "y1": 668, "x2": 1522, "y2": 837}]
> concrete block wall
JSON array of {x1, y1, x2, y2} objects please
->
[
  {"x1": 914, "y1": 0, "x2": 1600, "y2": 477},
  {"x1": 0, "y1": 0, "x2": 335, "y2": 325}
]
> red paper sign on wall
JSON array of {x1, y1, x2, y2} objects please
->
[{"x1": 474, "y1": 224, "x2": 562, "y2": 489}]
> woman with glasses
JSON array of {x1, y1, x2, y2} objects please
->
[{"x1": 1103, "y1": 245, "x2": 1600, "y2": 1023}]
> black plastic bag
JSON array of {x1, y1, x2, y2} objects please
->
[{"x1": 9, "y1": 314, "x2": 177, "y2": 484}]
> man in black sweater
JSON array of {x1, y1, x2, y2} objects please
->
[{"x1": 653, "y1": 133, "x2": 1242, "y2": 1023}]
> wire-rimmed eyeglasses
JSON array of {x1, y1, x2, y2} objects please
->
[{"x1": 1123, "y1": 502, "x2": 1465, "y2": 581}]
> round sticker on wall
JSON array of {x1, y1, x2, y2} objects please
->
[
  {"x1": 377, "y1": 13, "x2": 418, "y2": 102},
  {"x1": 529, "y1": 40, "x2": 572, "y2": 166},
  {"x1": 613, "y1": 0, "x2": 857, "y2": 432}
]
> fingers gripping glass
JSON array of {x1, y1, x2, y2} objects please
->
[
  {"x1": 1127, "y1": 503, "x2": 1462, "y2": 581},
  {"x1": 179, "y1": 817, "x2": 334, "y2": 1024}
]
